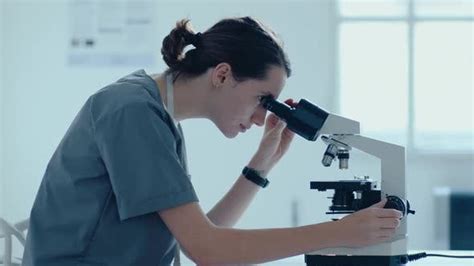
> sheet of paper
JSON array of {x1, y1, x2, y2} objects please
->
[{"x1": 68, "y1": 0, "x2": 157, "y2": 66}]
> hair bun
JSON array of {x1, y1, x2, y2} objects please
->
[
  {"x1": 161, "y1": 19, "x2": 196, "y2": 68},
  {"x1": 187, "y1": 32, "x2": 203, "y2": 48}
]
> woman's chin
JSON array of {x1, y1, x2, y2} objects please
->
[
  {"x1": 212, "y1": 120, "x2": 240, "y2": 139},
  {"x1": 220, "y1": 126, "x2": 240, "y2": 139},
  {"x1": 223, "y1": 130, "x2": 239, "y2": 139}
]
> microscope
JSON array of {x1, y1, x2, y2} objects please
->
[{"x1": 260, "y1": 96, "x2": 415, "y2": 266}]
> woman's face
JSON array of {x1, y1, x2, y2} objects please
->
[{"x1": 211, "y1": 66, "x2": 287, "y2": 138}]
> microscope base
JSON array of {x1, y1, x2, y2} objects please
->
[{"x1": 305, "y1": 254, "x2": 408, "y2": 266}]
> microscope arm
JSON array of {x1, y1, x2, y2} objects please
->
[{"x1": 328, "y1": 135, "x2": 406, "y2": 200}]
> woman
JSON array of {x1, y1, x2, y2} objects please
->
[{"x1": 23, "y1": 17, "x2": 401, "y2": 265}]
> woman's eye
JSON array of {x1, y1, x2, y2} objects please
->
[
  {"x1": 258, "y1": 94, "x2": 273, "y2": 104},
  {"x1": 258, "y1": 95, "x2": 268, "y2": 103}
]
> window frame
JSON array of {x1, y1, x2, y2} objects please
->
[{"x1": 335, "y1": 0, "x2": 474, "y2": 156}]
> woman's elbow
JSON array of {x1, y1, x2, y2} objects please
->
[{"x1": 181, "y1": 240, "x2": 220, "y2": 265}]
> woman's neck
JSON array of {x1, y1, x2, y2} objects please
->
[{"x1": 152, "y1": 72, "x2": 211, "y2": 122}]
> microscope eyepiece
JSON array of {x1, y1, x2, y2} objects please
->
[
  {"x1": 259, "y1": 95, "x2": 275, "y2": 110},
  {"x1": 259, "y1": 96, "x2": 329, "y2": 141},
  {"x1": 260, "y1": 95, "x2": 293, "y2": 121}
]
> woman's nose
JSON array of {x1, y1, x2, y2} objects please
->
[{"x1": 251, "y1": 107, "x2": 267, "y2": 126}]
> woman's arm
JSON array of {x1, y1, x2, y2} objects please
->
[
  {"x1": 161, "y1": 202, "x2": 338, "y2": 265},
  {"x1": 159, "y1": 200, "x2": 402, "y2": 265},
  {"x1": 206, "y1": 174, "x2": 261, "y2": 227},
  {"x1": 207, "y1": 113, "x2": 295, "y2": 227}
]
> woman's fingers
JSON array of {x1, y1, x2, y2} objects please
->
[
  {"x1": 375, "y1": 208, "x2": 403, "y2": 218},
  {"x1": 370, "y1": 198, "x2": 387, "y2": 208},
  {"x1": 284, "y1": 98, "x2": 297, "y2": 108},
  {"x1": 263, "y1": 115, "x2": 286, "y2": 137},
  {"x1": 264, "y1": 113, "x2": 280, "y2": 130},
  {"x1": 274, "y1": 119, "x2": 287, "y2": 133},
  {"x1": 378, "y1": 218, "x2": 400, "y2": 229}
]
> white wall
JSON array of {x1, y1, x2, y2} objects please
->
[
  {"x1": 1, "y1": 1, "x2": 473, "y2": 261},
  {"x1": 0, "y1": 2, "x2": 338, "y2": 261},
  {"x1": 0, "y1": 0, "x2": 5, "y2": 257},
  {"x1": 0, "y1": 0, "x2": 5, "y2": 218},
  {"x1": 1, "y1": 0, "x2": 338, "y2": 222}
]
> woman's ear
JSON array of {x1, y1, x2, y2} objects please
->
[{"x1": 211, "y1": 62, "x2": 233, "y2": 89}]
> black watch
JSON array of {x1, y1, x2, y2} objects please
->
[{"x1": 242, "y1": 166, "x2": 269, "y2": 188}]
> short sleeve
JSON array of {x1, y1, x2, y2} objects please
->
[{"x1": 93, "y1": 101, "x2": 198, "y2": 220}]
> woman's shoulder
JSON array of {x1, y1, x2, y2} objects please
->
[
  {"x1": 89, "y1": 70, "x2": 166, "y2": 122},
  {"x1": 94, "y1": 70, "x2": 159, "y2": 102}
]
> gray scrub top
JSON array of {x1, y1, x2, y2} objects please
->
[{"x1": 22, "y1": 70, "x2": 199, "y2": 266}]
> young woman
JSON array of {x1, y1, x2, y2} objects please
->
[{"x1": 23, "y1": 17, "x2": 401, "y2": 265}]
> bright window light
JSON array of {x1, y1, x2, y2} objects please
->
[
  {"x1": 415, "y1": 0, "x2": 474, "y2": 17},
  {"x1": 414, "y1": 22, "x2": 473, "y2": 151},
  {"x1": 339, "y1": 0, "x2": 408, "y2": 17},
  {"x1": 339, "y1": 22, "x2": 408, "y2": 144},
  {"x1": 338, "y1": 0, "x2": 473, "y2": 152}
]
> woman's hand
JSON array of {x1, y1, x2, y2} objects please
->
[
  {"x1": 247, "y1": 113, "x2": 295, "y2": 177},
  {"x1": 334, "y1": 199, "x2": 403, "y2": 248}
]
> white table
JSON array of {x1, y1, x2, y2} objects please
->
[{"x1": 268, "y1": 250, "x2": 474, "y2": 265}]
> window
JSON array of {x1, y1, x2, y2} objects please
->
[
  {"x1": 338, "y1": 0, "x2": 473, "y2": 153},
  {"x1": 414, "y1": 22, "x2": 473, "y2": 151},
  {"x1": 339, "y1": 22, "x2": 408, "y2": 143}
]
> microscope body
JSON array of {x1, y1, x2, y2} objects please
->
[
  {"x1": 306, "y1": 134, "x2": 410, "y2": 266},
  {"x1": 261, "y1": 96, "x2": 414, "y2": 266}
]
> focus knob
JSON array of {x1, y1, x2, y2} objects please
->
[{"x1": 384, "y1": 195, "x2": 406, "y2": 217}]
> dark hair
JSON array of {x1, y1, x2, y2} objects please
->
[{"x1": 161, "y1": 17, "x2": 291, "y2": 81}]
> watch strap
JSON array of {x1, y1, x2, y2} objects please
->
[{"x1": 242, "y1": 166, "x2": 269, "y2": 188}]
